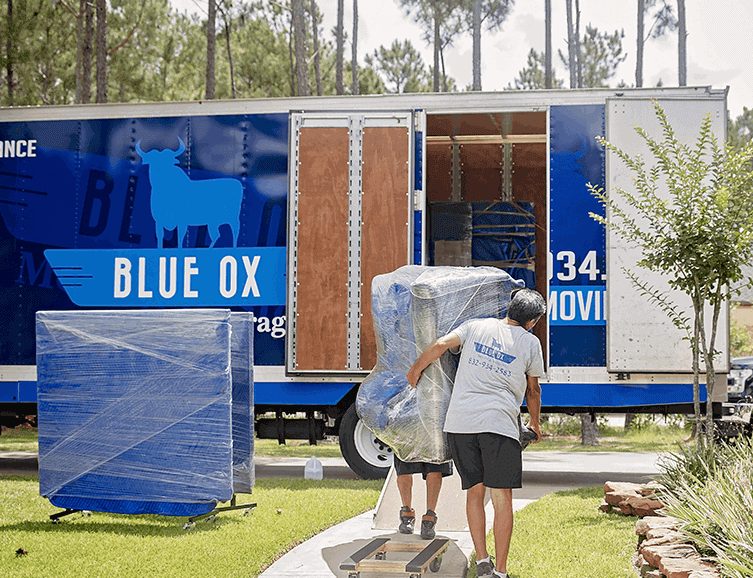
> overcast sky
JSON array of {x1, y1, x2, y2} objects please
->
[{"x1": 170, "y1": 0, "x2": 752, "y2": 119}]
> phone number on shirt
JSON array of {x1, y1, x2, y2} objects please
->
[{"x1": 468, "y1": 356, "x2": 512, "y2": 377}]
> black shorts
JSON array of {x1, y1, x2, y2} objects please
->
[
  {"x1": 447, "y1": 432, "x2": 522, "y2": 490},
  {"x1": 393, "y1": 455, "x2": 453, "y2": 479}
]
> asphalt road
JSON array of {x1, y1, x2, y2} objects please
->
[{"x1": 0, "y1": 451, "x2": 661, "y2": 488}]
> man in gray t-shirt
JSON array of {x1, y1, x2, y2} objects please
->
[{"x1": 407, "y1": 288, "x2": 545, "y2": 578}]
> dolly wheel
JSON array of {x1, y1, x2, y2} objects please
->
[{"x1": 430, "y1": 555, "x2": 442, "y2": 572}]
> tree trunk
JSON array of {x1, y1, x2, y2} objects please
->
[
  {"x1": 544, "y1": 0, "x2": 552, "y2": 89},
  {"x1": 223, "y1": 11, "x2": 236, "y2": 98},
  {"x1": 288, "y1": 11, "x2": 295, "y2": 96},
  {"x1": 580, "y1": 413, "x2": 599, "y2": 446},
  {"x1": 310, "y1": 0, "x2": 322, "y2": 96},
  {"x1": 636, "y1": 0, "x2": 644, "y2": 87},
  {"x1": 351, "y1": 0, "x2": 358, "y2": 95},
  {"x1": 565, "y1": 0, "x2": 576, "y2": 88},
  {"x1": 677, "y1": 0, "x2": 686, "y2": 86},
  {"x1": 95, "y1": 0, "x2": 107, "y2": 103},
  {"x1": 336, "y1": 0, "x2": 344, "y2": 94},
  {"x1": 440, "y1": 45, "x2": 447, "y2": 92},
  {"x1": 624, "y1": 412, "x2": 636, "y2": 430},
  {"x1": 432, "y1": 8, "x2": 440, "y2": 92},
  {"x1": 75, "y1": 0, "x2": 84, "y2": 103},
  {"x1": 574, "y1": 0, "x2": 582, "y2": 88},
  {"x1": 206, "y1": 0, "x2": 216, "y2": 99},
  {"x1": 292, "y1": 0, "x2": 309, "y2": 96},
  {"x1": 5, "y1": 0, "x2": 13, "y2": 106},
  {"x1": 82, "y1": 0, "x2": 94, "y2": 104},
  {"x1": 471, "y1": 0, "x2": 481, "y2": 91}
]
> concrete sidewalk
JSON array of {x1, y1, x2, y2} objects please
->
[{"x1": 258, "y1": 451, "x2": 663, "y2": 578}]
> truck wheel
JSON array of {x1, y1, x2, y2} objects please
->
[{"x1": 339, "y1": 404, "x2": 392, "y2": 479}]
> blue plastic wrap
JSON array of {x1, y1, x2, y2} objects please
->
[
  {"x1": 471, "y1": 201, "x2": 536, "y2": 288},
  {"x1": 230, "y1": 313, "x2": 254, "y2": 495},
  {"x1": 356, "y1": 266, "x2": 525, "y2": 463},
  {"x1": 36, "y1": 309, "x2": 234, "y2": 517}
]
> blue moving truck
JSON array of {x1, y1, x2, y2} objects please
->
[{"x1": 0, "y1": 86, "x2": 735, "y2": 478}]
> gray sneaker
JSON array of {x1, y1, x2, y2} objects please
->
[
  {"x1": 476, "y1": 557, "x2": 495, "y2": 578},
  {"x1": 420, "y1": 510, "x2": 437, "y2": 540},
  {"x1": 398, "y1": 507, "x2": 415, "y2": 534}
]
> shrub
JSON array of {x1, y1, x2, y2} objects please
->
[{"x1": 658, "y1": 437, "x2": 753, "y2": 578}]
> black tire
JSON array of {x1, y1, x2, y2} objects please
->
[
  {"x1": 430, "y1": 556, "x2": 441, "y2": 572},
  {"x1": 339, "y1": 404, "x2": 392, "y2": 480}
]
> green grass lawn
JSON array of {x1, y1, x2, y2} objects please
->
[
  {"x1": 0, "y1": 475, "x2": 382, "y2": 578},
  {"x1": 469, "y1": 487, "x2": 639, "y2": 578},
  {"x1": 1, "y1": 476, "x2": 641, "y2": 578}
]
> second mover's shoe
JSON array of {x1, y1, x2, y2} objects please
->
[
  {"x1": 398, "y1": 506, "x2": 415, "y2": 534},
  {"x1": 420, "y1": 510, "x2": 437, "y2": 540},
  {"x1": 476, "y1": 557, "x2": 495, "y2": 578}
]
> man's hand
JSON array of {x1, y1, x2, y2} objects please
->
[
  {"x1": 526, "y1": 422, "x2": 542, "y2": 444},
  {"x1": 406, "y1": 334, "x2": 461, "y2": 389},
  {"x1": 407, "y1": 367, "x2": 421, "y2": 388}
]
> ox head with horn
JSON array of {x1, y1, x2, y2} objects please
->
[{"x1": 135, "y1": 137, "x2": 186, "y2": 166}]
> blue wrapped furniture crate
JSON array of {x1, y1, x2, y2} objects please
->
[{"x1": 36, "y1": 309, "x2": 237, "y2": 517}]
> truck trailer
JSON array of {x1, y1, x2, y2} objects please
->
[{"x1": 0, "y1": 86, "x2": 738, "y2": 478}]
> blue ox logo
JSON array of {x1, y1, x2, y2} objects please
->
[{"x1": 135, "y1": 138, "x2": 243, "y2": 248}]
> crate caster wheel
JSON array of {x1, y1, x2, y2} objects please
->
[
  {"x1": 348, "y1": 573, "x2": 359, "y2": 578},
  {"x1": 51, "y1": 518, "x2": 61, "y2": 524},
  {"x1": 205, "y1": 514, "x2": 217, "y2": 523},
  {"x1": 243, "y1": 507, "x2": 254, "y2": 516},
  {"x1": 430, "y1": 555, "x2": 442, "y2": 572},
  {"x1": 410, "y1": 574, "x2": 420, "y2": 578},
  {"x1": 183, "y1": 522, "x2": 195, "y2": 530},
  {"x1": 82, "y1": 510, "x2": 91, "y2": 517},
  {"x1": 375, "y1": 551, "x2": 386, "y2": 560}
]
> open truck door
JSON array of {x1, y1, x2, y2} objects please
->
[
  {"x1": 605, "y1": 96, "x2": 730, "y2": 380},
  {"x1": 287, "y1": 111, "x2": 415, "y2": 478}
]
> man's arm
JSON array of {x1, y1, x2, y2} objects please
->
[
  {"x1": 524, "y1": 375, "x2": 542, "y2": 443},
  {"x1": 406, "y1": 334, "x2": 461, "y2": 388}
]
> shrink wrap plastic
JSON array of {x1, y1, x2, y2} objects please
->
[
  {"x1": 356, "y1": 266, "x2": 524, "y2": 463},
  {"x1": 36, "y1": 309, "x2": 253, "y2": 517},
  {"x1": 230, "y1": 313, "x2": 254, "y2": 495}
]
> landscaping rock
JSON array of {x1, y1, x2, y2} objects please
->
[
  {"x1": 603, "y1": 481, "x2": 666, "y2": 517},
  {"x1": 633, "y1": 514, "x2": 721, "y2": 578},
  {"x1": 601, "y1": 486, "x2": 722, "y2": 578}
]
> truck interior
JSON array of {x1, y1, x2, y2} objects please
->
[{"x1": 424, "y1": 111, "x2": 548, "y2": 358}]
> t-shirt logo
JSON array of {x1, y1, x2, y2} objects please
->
[{"x1": 474, "y1": 341, "x2": 516, "y2": 364}]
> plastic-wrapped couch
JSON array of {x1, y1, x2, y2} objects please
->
[
  {"x1": 36, "y1": 309, "x2": 254, "y2": 518},
  {"x1": 356, "y1": 266, "x2": 524, "y2": 463}
]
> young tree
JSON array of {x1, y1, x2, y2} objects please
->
[
  {"x1": 588, "y1": 101, "x2": 753, "y2": 446},
  {"x1": 507, "y1": 48, "x2": 563, "y2": 90},
  {"x1": 729, "y1": 107, "x2": 753, "y2": 154},
  {"x1": 398, "y1": 0, "x2": 463, "y2": 92},
  {"x1": 559, "y1": 25, "x2": 626, "y2": 88},
  {"x1": 365, "y1": 39, "x2": 425, "y2": 93}
]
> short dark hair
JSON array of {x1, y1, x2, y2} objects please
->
[{"x1": 507, "y1": 288, "x2": 546, "y2": 326}]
